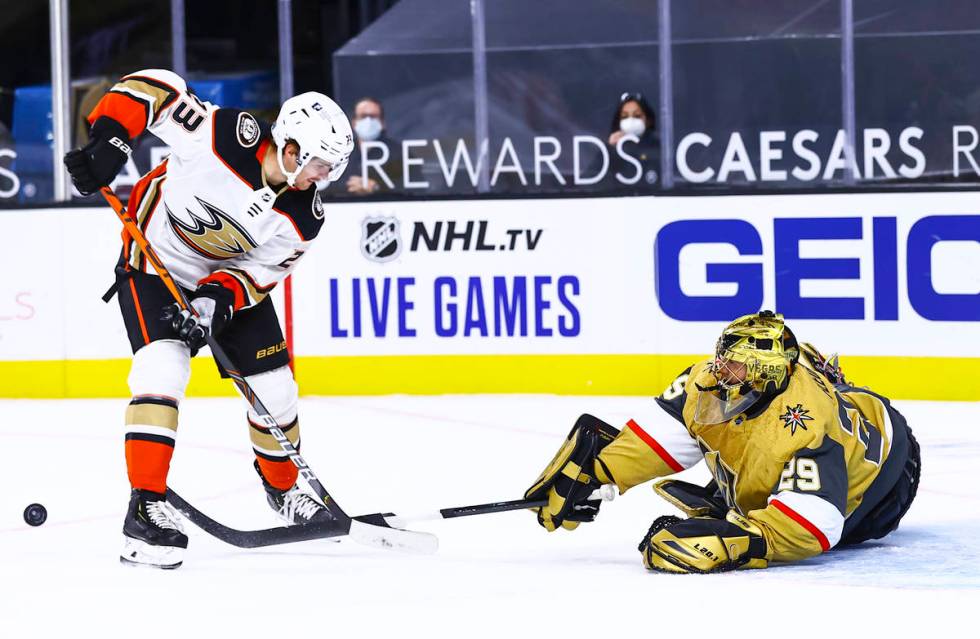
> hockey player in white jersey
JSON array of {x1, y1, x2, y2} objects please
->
[{"x1": 63, "y1": 69, "x2": 354, "y2": 569}]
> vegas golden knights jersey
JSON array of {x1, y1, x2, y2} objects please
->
[
  {"x1": 599, "y1": 349, "x2": 903, "y2": 563},
  {"x1": 88, "y1": 69, "x2": 324, "y2": 311}
]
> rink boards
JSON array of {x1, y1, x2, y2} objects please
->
[{"x1": 1, "y1": 191, "x2": 977, "y2": 399}]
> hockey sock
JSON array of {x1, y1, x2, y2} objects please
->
[
  {"x1": 255, "y1": 457, "x2": 299, "y2": 491},
  {"x1": 249, "y1": 416, "x2": 300, "y2": 490},
  {"x1": 124, "y1": 395, "x2": 179, "y2": 493}
]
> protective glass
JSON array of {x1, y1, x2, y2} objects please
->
[{"x1": 693, "y1": 361, "x2": 763, "y2": 424}]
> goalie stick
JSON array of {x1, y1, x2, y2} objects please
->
[
  {"x1": 100, "y1": 187, "x2": 437, "y2": 555},
  {"x1": 166, "y1": 485, "x2": 616, "y2": 549}
]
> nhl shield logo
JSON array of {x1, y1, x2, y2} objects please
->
[{"x1": 361, "y1": 216, "x2": 401, "y2": 262}]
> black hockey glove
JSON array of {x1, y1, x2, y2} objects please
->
[
  {"x1": 63, "y1": 116, "x2": 132, "y2": 196},
  {"x1": 162, "y1": 284, "x2": 235, "y2": 350}
]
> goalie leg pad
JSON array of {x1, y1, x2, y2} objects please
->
[{"x1": 524, "y1": 414, "x2": 619, "y2": 531}]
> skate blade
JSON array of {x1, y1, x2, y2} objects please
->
[
  {"x1": 120, "y1": 536, "x2": 184, "y2": 569},
  {"x1": 120, "y1": 556, "x2": 183, "y2": 570}
]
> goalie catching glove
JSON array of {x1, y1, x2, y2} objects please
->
[
  {"x1": 524, "y1": 414, "x2": 620, "y2": 531},
  {"x1": 637, "y1": 511, "x2": 768, "y2": 574}
]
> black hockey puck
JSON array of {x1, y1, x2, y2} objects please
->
[{"x1": 24, "y1": 503, "x2": 47, "y2": 527}]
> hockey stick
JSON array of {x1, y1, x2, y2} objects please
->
[
  {"x1": 166, "y1": 485, "x2": 616, "y2": 549},
  {"x1": 99, "y1": 187, "x2": 437, "y2": 555},
  {"x1": 166, "y1": 489, "x2": 348, "y2": 548},
  {"x1": 380, "y1": 484, "x2": 618, "y2": 528}
]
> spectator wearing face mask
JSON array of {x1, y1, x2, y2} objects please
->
[
  {"x1": 345, "y1": 97, "x2": 398, "y2": 195},
  {"x1": 604, "y1": 91, "x2": 659, "y2": 190}
]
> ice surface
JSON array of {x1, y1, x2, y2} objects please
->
[{"x1": 1, "y1": 395, "x2": 977, "y2": 637}]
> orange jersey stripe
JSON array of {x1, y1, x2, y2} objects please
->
[
  {"x1": 87, "y1": 92, "x2": 150, "y2": 140},
  {"x1": 128, "y1": 160, "x2": 168, "y2": 211},
  {"x1": 122, "y1": 160, "x2": 168, "y2": 267},
  {"x1": 120, "y1": 74, "x2": 181, "y2": 113},
  {"x1": 128, "y1": 278, "x2": 151, "y2": 345},
  {"x1": 255, "y1": 138, "x2": 271, "y2": 165},
  {"x1": 226, "y1": 267, "x2": 276, "y2": 295},
  {"x1": 198, "y1": 271, "x2": 248, "y2": 310}
]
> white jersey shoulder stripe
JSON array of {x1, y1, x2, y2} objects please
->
[
  {"x1": 769, "y1": 490, "x2": 844, "y2": 550},
  {"x1": 628, "y1": 402, "x2": 703, "y2": 470}
]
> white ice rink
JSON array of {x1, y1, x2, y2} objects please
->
[{"x1": 1, "y1": 395, "x2": 977, "y2": 637}]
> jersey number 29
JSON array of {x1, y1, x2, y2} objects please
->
[{"x1": 778, "y1": 457, "x2": 821, "y2": 492}]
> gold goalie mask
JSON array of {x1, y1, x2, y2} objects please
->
[{"x1": 694, "y1": 310, "x2": 799, "y2": 424}]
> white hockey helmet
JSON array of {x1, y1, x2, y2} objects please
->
[{"x1": 271, "y1": 91, "x2": 353, "y2": 187}]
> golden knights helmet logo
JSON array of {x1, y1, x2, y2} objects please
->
[
  {"x1": 361, "y1": 215, "x2": 401, "y2": 263},
  {"x1": 167, "y1": 197, "x2": 258, "y2": 260}
]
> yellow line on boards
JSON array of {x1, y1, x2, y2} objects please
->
[
  {"x1": 2, "y1": 354, "x2": 976, "y2": 401},
  {"x1": 0, "y1": 358, "x2": 232, "y2": 398}
]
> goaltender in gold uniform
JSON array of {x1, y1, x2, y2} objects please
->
[{"x1": 525, "y1": 311, "x2": 920, "y2": 573}]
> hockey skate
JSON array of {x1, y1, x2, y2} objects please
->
[
  {"x1": 120, "y1": 489, "x2": 188, "y2": 570},
  {"x1": 255, "y1": 460, "x2": 337, "y2": 526}
]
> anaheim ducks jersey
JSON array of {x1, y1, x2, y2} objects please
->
[
  {"x1": 87, "y1": 69, "x2": 324, "y2": 310},
  {"x1": 601, "y1": 349, "x2": 898, "y2": 563}
]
